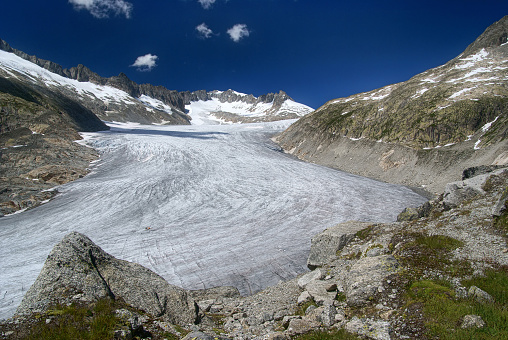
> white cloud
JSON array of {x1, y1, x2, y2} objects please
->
[
  {"x1": 131, "y1": 54, "x2": 158, "y2": 71},
  {"x1": 69, "y1": 0, "x2": 133, "y2": 19},
  {"x1": 227, "y1": 24, "x2": 250, "y2": 42},
  {"x1": 198, "y1": 0, "x2": 216, "y2": 9},
  {"x1": 196, "y1": 23, "x2": 214, "y2": 39}
]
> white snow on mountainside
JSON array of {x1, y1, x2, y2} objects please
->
[
  {"x1": 0, "y1": 49, "x2": 139, "y2": 109},
  {"x1": 0, "y1": 49, "x2": 313, "y2": 124},
  {"x1": 186, "y1": 97, "x2": 313, "y2": 125}
]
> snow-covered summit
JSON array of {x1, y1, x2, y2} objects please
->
[{"x1": 185, "y1": 89, "x2": 314, "y2": 125}]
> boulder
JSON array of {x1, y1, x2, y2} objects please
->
[
  {"x1": 461, "y1": 315, "x2": 486, "y2": 329},
  {"x1": 468, "y1": 286, "x2": 494, "y2": 303},
  {"x1": 307, "y1": 221, "x2": 373, "y2": 269},
  {"x1": 397, "y1": 201, "x2": 432, "y2": 222},
  {"x1": 443, "y1": 169, "x2": 507, "y2": 209},
  {"x1": 286, "y1": 317, "x2": 320, "y2": 336},
  {"x1": 493, "y1": 186, "x2": 508, "y2": 217},
  {"x1": 297, "y1": 268, "x2": 325, "y2": 289},
  {"x1": 305, "y1": 280, "x2": 337, "y2": 305},
  {"x1": 15, "y1": 232, "x2": 198, "y2": 326},
  {"x1": 345, "y1": 316, "x2": 391, "y2": 340},
  {"x1": 345, "y1": 255, "x2": 399, "y2": 307}
]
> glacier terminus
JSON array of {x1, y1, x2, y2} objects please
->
[{"x1": 0, "y1": 119, "x2": 427, "y2": 320}]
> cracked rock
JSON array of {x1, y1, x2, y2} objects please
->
[{"x1": 15, "y1": 232, "x2": 198, "y2": 325}]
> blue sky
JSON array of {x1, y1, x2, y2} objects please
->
[{"x1": 1, "y1": 1, "x2": 507, "y2": 108}]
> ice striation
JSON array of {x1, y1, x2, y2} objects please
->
[{"x1": 0, "y1": 121, "x2": 427, "y2": 320}]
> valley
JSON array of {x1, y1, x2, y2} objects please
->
[{"x1": 0, "y1": 120, "x2": 426, "y2": 320}]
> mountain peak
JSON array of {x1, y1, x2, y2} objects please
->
[{"x1": 461, "y1": 15, "x2": 508, "y2": 57}]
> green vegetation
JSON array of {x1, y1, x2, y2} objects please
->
[
  {"x1": 292, "y1": 328, "x2": 360, "y2": 340},
  {"x1": 413, "y1": 234, "x2": 464, "y2": 251},
  {"x1": 26, "y1": 298, "x2": 122, "y2": 340},
  {"x1": 404, "y1": 268, "x2": 508, "y2": 339},
  {"x1": 296, "y1": 300, "x2": 318, "y2": 316},
  {"x1": 355, "y1": 225, "x2": 376, "y2": 240},
  {"x1": 21, "y1": 297, "x2": 169, "y2": 340},
  {"x1": 394, "y1": 232, "x2": 470, "y2": 278},
  {"x1": 301, "y1": 90, "x2": 508, "y2": 149}
]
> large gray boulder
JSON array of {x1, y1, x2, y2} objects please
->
[
  {"x1": 15, "y1": 232, "x2": 198, "y2": 326},
  {"x1": 307, "y1": 221, "x2": 373, "y2": 269},
  {"x1": 443, "y1": 169, "x2": 507, "y2": 209}
]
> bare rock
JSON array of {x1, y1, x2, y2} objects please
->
[
  {"x1": 468, "y1": 286, "x2": 494, "y2": 303},
  {"x1": 265, "y1": 332, "x2": 290, "y2": 340},
  {"x1": 305, "y1": 280, "x2": 337, "y2": 305},
  {"x1": 345, "y1": 255, "x2": 399, "y2": 307},
  {"x1": 286, "y1": 317, "x2": 320, "y2": 336},
  {"x1": 297, "y1": 291, "x2": 312, "y2": 305},
  {"x1": 15, "y1": 232, "x2": 198, "y2": 326},
  {"x1": 442, "y1": 169, "x2": 507, "y2": 209},
  {"x1": 307, "y1": 221, "x2": 373, "y2": 269},
  {"x1": 345, "y1": 316, "x2": 391, "y2": 340},
  {"x1": 297, "y1": 268, "x2": 324, "y2": 289},
  {"x1": 461, "y1": 314, "x2": 486, "y2": 329},
  {"x1": 493, "y1": 186, "x2": 508, "y2": 217}
]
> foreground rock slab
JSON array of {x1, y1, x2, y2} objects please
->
[{"x1": 15, "y1": 232, "x2": 198, "y2": 326}]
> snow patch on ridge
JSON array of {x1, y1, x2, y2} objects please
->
[{"x1": 0, "y1": 49, "x2": 153, "y2": 113}]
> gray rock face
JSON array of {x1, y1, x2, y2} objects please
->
[
  {"x1": 493, "y1": 186, "x2": 508, "y2": 217},
  {"x1": 443, "y1": 169, "x2": 508, "y2": 209},
  {"x1": 307, "y1": 221, "x2": 373, "y2": 269},
  {"x1": 15, "y1": 232, "x2": 198, "y2": 326},
  {"x1": 345, "y1": 255, "x2": 399, "y2": 307},
  {"x1": 345, "y1": 316, "x2": 391, "y2": 340}
]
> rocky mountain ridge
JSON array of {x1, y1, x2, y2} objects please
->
[
  {"x1": 184, "y1": 89, "x2": 313, "y2": 124},
  {"x1": 0, "y1": 39, "x2": 312, "y2": 125},
  {"x1": 275, "y1": 15, "x2": 508, "y2": 194},
  {"x1": 0, "y1": 71, "x2": 108, "y2": 215}
]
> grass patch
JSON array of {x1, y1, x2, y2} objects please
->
[
  {"x1": 296, "y1": 300, "x2": 318, "y2": 316},
  {"x1": 404, "y1": 274, "x2": 508, "y2": 340},
  {"x1": 413, "y1": 234, "x2": 464, "y2": 251},
  {"x1": 463, "y1": 267, "x2": 508, "y2": 304},
  {"x1": 355, "y1": 225, "x2": 376, "y2": 240},
  {"x1": 26, "y1": 298, "x2": 123, "y2": 340},
  {"x1": 21, "y1": 298, "x2": 167, "y2": 340},
  {"x1": 393, "y1": 232, "x2": 470, "y2": 278},
  {"x1": 292, "y1": 328, "x2": 360, "y2": 340}
]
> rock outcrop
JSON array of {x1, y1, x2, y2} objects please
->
[
  {"x1": 16, "y1": 232, "x2": 199, "y2": 326},
  {"x1": 306, "y1": 221, "x2": 373, "y2": 269}
]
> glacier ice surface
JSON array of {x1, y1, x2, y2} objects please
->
[{"x1": 0, "y1": 121, "x2": 427, "y2": 320}]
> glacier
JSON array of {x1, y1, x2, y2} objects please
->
[{"x1": 0, "y1": 120, "x2": 427, "y2": 320}]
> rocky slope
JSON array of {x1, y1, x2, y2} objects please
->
[
  {"x1": 0, "y1": 73, "x2": 108, "y2": 216},
  {"x1": 1, "y1": 167, "x2": 507, "y2": 339},
  {"x1": 275, "y1": 15, "x2": 508, "y2": 194}
]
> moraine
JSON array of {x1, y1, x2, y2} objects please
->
[{"x1": 0, "y1": 120, "x2": 427, "y2": 320}]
